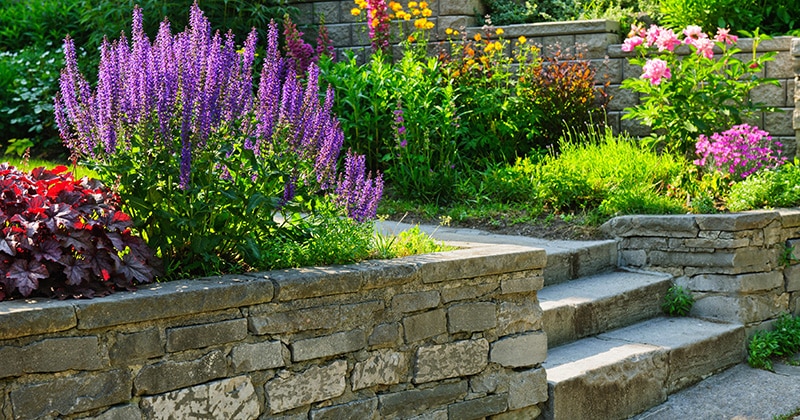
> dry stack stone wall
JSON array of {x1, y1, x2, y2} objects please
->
[
  {"x1": 603, "y1": 210, "x2": 800, "y2": 333},
  {"x1": 0, "y1": 244, "x2": 547, "y2": 419}
]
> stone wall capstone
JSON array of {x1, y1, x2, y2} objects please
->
[{"x1": 0, "y1": 243, "x2": 547, "y2": 419}]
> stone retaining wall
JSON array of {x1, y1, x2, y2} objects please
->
[
  {"x1": 602, "y1": 210, "x2": 800, "y2": 332},
  {"x1": 0, "y1": 244, "x2": 547, "y2": 419}
]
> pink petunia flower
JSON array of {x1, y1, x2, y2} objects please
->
[
  {"x1": 714, "y1": 27, "x2": 738, "y2": 45},
  {"x1": 641, "y1": 58, "x2": 671, "y2": 85},
  {"x1": 621, "y1": 36, "x2": 644, "y2": 52}
]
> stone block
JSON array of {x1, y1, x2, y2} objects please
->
[
  {"x1": 134, "y1": 350, "x2": 227, "y2": 395},
  {"x1": 767, "y1": 51, "x2": 793, "y2": 79},
  {"x1": 575, "y1": 32, "x2": 619, "y2": 57},
  {"x1": 352, "y1": 349, "x2": 409, "y2": 390},
  {"x1": 369, "y1": 322, "x2": 401, "y2": 347},
  {"x1": 682, "y1": 237, "x2": 751, "y2": 249},
  {"x1": 249, "y1": 305, "x2": 339, "y2": 335},
  {"x1": 313, "y1": 2, "x2": 341, "y2": 23},
  {"x1": 403, "y1": 309, "x2": 447, "y2": 343},
  {"x1": 593, "y1": 58, "x2": 622, "y2": 84},
  {"x1": 291, "y1": 329, "x2": 366, "y2": 362},
  {"x1": 324, "y1": 23, "x2": 352, "y2": 47},
  {"x1": 265, "y1": 360, "x2": 347, "y2": 413},
  {"x1": 111, "y1": 328, "x2": 163, "y2": 364},
  {"x1": 606, "y1": 84, "x2": 637, "y2": 111},
  {"x1": 497, "y1": 299, "x2": 543, "y2": 336},
  {"x1": 75, "y1": 275, "x2": 272, "y2": 329},
  {"x1": 490, "y1": 405, "x2": 542, "y2": 420},
  {"x1": 602, "y1": 215, "x2": 698, "y2": 238},
  {"x1": 695, "y1": 211, "x2": 779, "y2": 231},
  {"x1": 311, "y1": 398, "x2": 378, "y2": 420},
  {"x1": 490, "y1": 332, "x2": 547, "y2": 368},
  {"x1": 417, "y1": 246, "x2": 545, "y2": 284},
  {"x1": 166, "y1": 318, "x2": 247, "y2": 352},
  {"x1": 270, "y1": 266, "x2": 367, "y2": 301},
  {"x1": 695, "y1": 271, "x2": 786, "y2": 293},
  {"x1": 448, "y1": 302, "x2": 497, "y2": 333},
  {"x1": 751, "y1": 80, "x2": 787, "y2": 107},
  {"x1": 649, "y1": 248, "x2": 773, "y2": 269},
  {"x1": 0, "y1": 299, "x2": 76, "y2": 340},
  {"x1": 414, "y1": 339, "x2": 489, "y2": 383},
  {"x1": 470, "y1": 366, "x2": 510, "y2": 394},
  {"x1": 441, "y1": 281, "x2": 498, "y2": 302},
  {"x1": 765, "y1": 108, "x2": 795, "y2": 137},
  {"x1": 408, "y1": 409, "x2": 448, "y2": 420},
  {"x1": 447, "y1": 394, "x2": 508, "y2": 420},
  {"x1": 90, "y1": 404, "x2": 142, "y2": 420},
  {"x1": 378, "y1": 381, "x2": 468, "y2": 418},
  {"x1": 620, "y1": 249, "x2": 647, "y2": 267},
  {"x1": 440, "y1": 0, "x2": 483, "y2": 15},
  {"x1": 787, "y1": 264, "x2": 800, "y2": 292},
  {"x1": 500, "y1": 274, "x2": 543, "y2": 295},
  {"x1": 140, "y1": 376, "x2": 259, "y2": 420},
  {"x1": 340, "y1": 300, "x2": 384, "y2": 328},
  {"x1": 508, "y1": 368, "x2": 548, "y2": 409},
  {"x1": 231, "y1": 341, "x2": 286, "y2": 373},
  {"x1": 10, "y1": 369, "x2": 131, "y2": 420},
  {"x1": 393, "y1": 290, "x2": 440, "y2": 313},
  {"x1": 693, "y1": 293, "x2": 788, "y2": 324},
  {"x1": 0, "y1": 336, "x2": 106, "y2": 379}
]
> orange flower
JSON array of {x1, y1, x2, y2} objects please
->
[
  {"x1": 422, "y1": 8, "x2": 432, "y2": 17},
  {"x1": 419, "y1": 1, "x2": 429, "y2": 8},
  {"x1": 473, "y1": 33, "x2": 482, "y2": 42},
  {"x1": 408, "y1": 35, "x2": 416, "y2": 42}
]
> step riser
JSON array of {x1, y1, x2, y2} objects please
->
[
  {"x1": 543, "y1": 279, "x2": 671, "y2": 348},
  {"x1": 545, "y1": 344, "x2": 669, "y2": 419},
  {"x1": 544, "y1": 241, "x2": 618, "y2": 286}
]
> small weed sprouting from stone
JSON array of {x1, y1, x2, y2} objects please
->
[{"x1": 661, "y1": 284, "x2": 694, "y2": 317}]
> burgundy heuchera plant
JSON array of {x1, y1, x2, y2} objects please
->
[{"x1": 0, "y1": 164, "x2": 157, "y2": 301}]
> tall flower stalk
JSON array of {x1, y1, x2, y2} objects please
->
[{"x1": 55, "y1": 4, "x2": 383, "y2": 278}]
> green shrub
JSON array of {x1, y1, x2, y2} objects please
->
[
  {"x1": 659, "y1": 0, "x2": 800, "y2": 36},
  {"x1": 480, "y1": 0, "x2": 579, "y2": 24},
  {"x1": 727, "y1": 161, "x2": 800, "y2": 211},
  {"x1": 661, "y1": 284, "x2": 694, "y2": 316},
  {"x1": 0, "y1": 0, "x2": 83, "y2": 50},
  {"x1": 748, "y1": 314, "x2": 800, "y2": 371}
]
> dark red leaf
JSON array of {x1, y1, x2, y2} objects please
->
[
  {"x1": 117, "y1": 253, "x2": 155, "y2": 284},
  {"x1": 7, "y1": 260, "x2": 48, "y2": 297}
]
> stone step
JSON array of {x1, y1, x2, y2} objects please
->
[
  {"x1": 542, "y1": 317, "x2": 745, "y2": 420},
  {"x1": 539, "y1": 270, "x2": 673, "y2": 348}
]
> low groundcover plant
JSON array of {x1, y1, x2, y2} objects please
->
[
  {"x1": 54, "y1": 4, "x2": 383, "y2": 279},
  {"x1": 0, "y1": 163, "x2": 157, "y2": 301}
]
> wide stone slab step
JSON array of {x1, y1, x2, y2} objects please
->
[
  {"x1": 539, "y1": 270, "x2": 673, "y2": 347},
  {"x1": 542, "y1": 317, "x2": 745, "y2": 420}
]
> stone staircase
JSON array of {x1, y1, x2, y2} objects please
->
[{"x1": 538, "y1": 249, "x2": 746, "y2": 419}]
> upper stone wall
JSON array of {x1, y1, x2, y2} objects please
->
[{"x1": 0, "y1": 243, "x2": 547, "y2": 419}]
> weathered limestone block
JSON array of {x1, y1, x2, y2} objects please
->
[
  {"x1": 696, "y1": 212, "x2": 779, "y2": 231},
  {"x1": 414, "y1": 339, "x2": 489, "y2": 383},
  {"x1": 393, "y1": 290, "x2": 440, "y2": 313},
  {"x1": 312, "y1": 2, "x2": 341, "y2": 24},
  {"x1": 680, "y1": 272, "x2": 785, "y2": 293},
  {"x1": 265, "y1": 360, "x2": 347, "y2": 413},
  {"x1": 693, "y1": 292, "x2": 789, "y2": 324},
  {"x1": 751, "y1": 80, "x2": 788, "y2": 107},
  {"x1": 10, "y1": 369, "x2": 131, "y2": 420},
  {"x1": 602, "y1": 215, "x2": 699, "y2": 238},
  {"x1": 310, "y1": 398, "x2": 378, "y2": 420},
  {"x1": 368, "y1": 322, "x2": 401, "y2": 347},
  {"x1": 270, "y1": 266, "x2": 364, "y2": 301},
  {"x1": 441, "y1": 281, "x2": 498, "y2": 303},
  {"x1": 378, "y1": 380, "x2": 468, "y2": 418},
  {"x1": 490, "y1": 405, "x2": 542, "y2": 420},
  {"x1": 408, "y1": 408, "x2": 448, "y2": 420},
  {"x1": 166, "y1": 318, "x2": 247, "y2": 352},
  {"x1": 786, "y1": 264, "x2": 800, "y2": 292},
  {"x1": 291, "y1": 329, "x2": 366, "y2": 362},
  {"x1": 90, "y1": 404, "x2": 142, "y2": 420},
  {"x1": 447, "y1": 394, "x2": 508, "y2": 420},
  {"x1": 249, "y1": 305, "x2": 340, "y2": 335},
  {"x1": 418, "y1": 246, "x2": 545, "y2": 284},
  {"x1": 0, "y1": 299, "x2": 76, "y2": 340},
  {"x1": 470, "y1": 365, "x2": 510, "y2": 394},
  {"x1": 575, "y1": 32, "x2": 619, "y2": 56},
  {"x1": 352, "y1": 349, "x2": 409, "y2": 390},
  {"x1": 140, "y1": 376, "x2": 259, "y2": 420},
  {"x1": 440, "y1": 0, "x2": 483, "y2": 15},
  {"x1": 682, "y1": 237, "x2": 750, "y2": 249},
  {"x1": 111, "y1": 328, "x2": 163, "y2": 364},
  {"x1": 620, "y1": 249, "x2": 647, "y2": 267},
  {"x1": 340, "y1": 300, "x2": 385, "y2": 329},
  {"x1": 323, "y1": 23, "x2": 352, "y2": 47},
  {"x1": 497, "y1": 300, "x2": 543, "y2": 336},
  {"x1": 448, "y1": 302, "x2": 497, "y2": 333},
  {"x1": 231, "y1": 341, "x2": 286, "y2": 373},
  {"x1": 134, "y1": 350, "x2": 227, "y2": 395},
  {"x1": 500, "y1": 273, "x2": 544, "y2": 295},
  {"x1": 650, "y1": 248, "x2": 774, "y2": 269},
  {"x1": 490, "y1": 332, "x2": 547, "y2": 368},
  {"x1": 0, "y1": 336, "x2": 106, "y2": 378},
  {"x1": 403, "y1": 309, "x2": 447, "y2": 343},
  {"x1": 508, "y1": 368, "x2": 548, "y2": 410}
]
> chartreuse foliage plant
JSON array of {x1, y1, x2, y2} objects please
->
[
  {"x1": 726, "y1": 159, "x2": 800, "y2": 212},
  {"x1": 621, "y1": 24, "x2": 778, "y2": 156},
  {"x1": 748, "y1": 313, "x2": 800, "y2": 371},
  {"x1": 55, "y1": 5, "x2": 383, "y2": 280},
  {"x1": 0, "y1": 163, "x2": 157, "y2": 301}
]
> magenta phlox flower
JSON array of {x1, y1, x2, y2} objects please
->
[
  {"x1": 714, "y1": 28, "x2": 738, "y2": 45},
  {"x1": 694, "y1": 124, "x2": 787, "y2": 179},
  {"x1": 621, "y1": 36, "x2": 644, "y2": 52},
  {"x1": 641, "y1": 58, "x2": 671, "y2": 85}
]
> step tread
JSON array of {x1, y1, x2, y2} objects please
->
[{"x1": 538, "y1": 269, "x2": 672, "y2": 307}]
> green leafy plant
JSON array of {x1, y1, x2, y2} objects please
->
[
  {"x1": 748, "y1": 314, "x2": 800, "y2": 371},
  {"x1": 661, "y1": 284, "x2": 695, "y2": 316},
  {"x1": 479, "y1": 0, "x2": 579, "y2": 24},
  {"x1": 726, "y1": 160, "x2": 800, "y2": 212},
  {"x1": 621, "y1": 24, "x2": 778, "y2": 157}
]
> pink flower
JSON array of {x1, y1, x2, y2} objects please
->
[
  {"x1": 655, "y1": 28, "x2": 681, "y2": 52},
  {"x1": 693, "y1": 37, "x2": 715, "y2": 59},
  {"x1": 621, "y1": 36, "x2": 644, "y2": 52},
  {"x1": 714, "y1": 27, "x2": 738, "y2": 45},
  {"x1": 682, "y1": 25, "x2": 707, "y2": 42},
  {"x1": 645, "y1": 25, "x2": 662, "y2": 47},
  {"x1": 641, "y1": 58, "x2": 671, "y2": 85}
]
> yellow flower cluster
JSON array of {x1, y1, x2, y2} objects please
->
[{"x1": 351, "y1": 0, "x2": 435, "y2": 30}]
